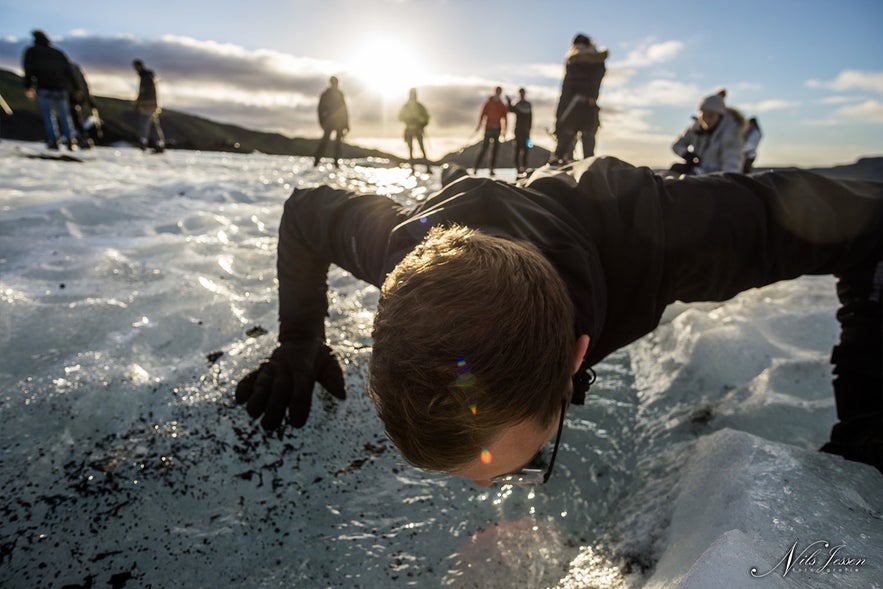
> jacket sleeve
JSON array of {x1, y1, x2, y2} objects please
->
[
  {"x1": 317, "y1": 92, "x2": 327, "y2": 127},
  {"x1": 743, "y1": 128, "x2": 761, "y2": 152},
  {"x1": 22, "y1": 49, "x2": 35, "y2": 90},
  {"x1": 477, "y1": 100, "x2": 488, "y2": 126},
  {"x1": 660, "y1": 171, "x2": 883, "y2": 304},
  {"x1": 276, "y1": 187, "x2": 405, "y2": 343},
  {"x1": 672, "y1": 126, "x2": 693, "y2": 158}
]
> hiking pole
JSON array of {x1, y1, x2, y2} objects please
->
[
  {"x1": 0, "y1": 93, "x2": 11, "y2": 141},
  {"x1": 0, "y1": 93, "x2": 12, "y2": 116}
]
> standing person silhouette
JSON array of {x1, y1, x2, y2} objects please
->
[
  {"x1": 507, "y1": 87, "x2": 533, "y2": 175},
  {"x1": 313, "y1": 76, "x2": 349, "y2": 168},
  {"x1": 398, "y1": 88, "x2": 431, "y2": 171},
  {"x1": 472, "y1": 86, "x2": 508, "y2": 176},
  {"x1": 69, "y1": 62, "x2": 101, "y2": 148},
  {"x1": 551, "y1": 33, "x2": 607, "y2": 165},
  {"x1": 742, "y1": 117, "x2": 762, "y2": 173},
  {"x1": 22, "y1": 30, "x2": 80, "y2": 150},
  {"x1": 132, "y1": 59, "x2": 166, "y2": 153}
]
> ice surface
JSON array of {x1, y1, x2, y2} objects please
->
[
  {"x1": 0, "y1": 140, "x2": 880, "y2": 588},
  {"x1": 643, "y1": 430, "x2": 881, "y2": 589}
]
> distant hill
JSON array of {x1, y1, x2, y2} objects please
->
[
  {"x1": 0, "y1": 68, "x2": 400, "y2": 160},
  {"x1": 805, "y1": 157, "x2": 883, "y2": 181},
  {"x1": 437, "y1": 139, "x2": 552, "y2": 169}
]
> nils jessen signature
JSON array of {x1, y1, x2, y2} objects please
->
[{"x1": 751, "y1": 540, "x2": 867, "y2": 578}]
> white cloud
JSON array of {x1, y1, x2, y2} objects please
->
[
  {"x1": 837, "y1": 99, "x2": 883, "y2": 123},
  {"x1": 613, "y1": 39, "x2": 685, "y2": 69},
  {"x1": 805, "y1": 70, "x2": 883, "y2": 94},
  {"x1": 514, "y1": 63, "x2": 564, "y2": 81},
  {"x1": 741, "y1": 99, "x2": 800, "y2": 113},
  {"x1": 820, "y1": 95, "x2": 861, "y2": 105},
  {"x1": 605, "y1": 79, "x2": 701, "y2": 109}
]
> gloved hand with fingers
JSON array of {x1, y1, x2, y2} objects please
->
[{"x1": 235, "y1": 339, "x2": 346, "y2": 429}]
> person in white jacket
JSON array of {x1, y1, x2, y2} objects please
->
[{"x1": 671, "y1": 92, "x2": 745, "y2": 175}]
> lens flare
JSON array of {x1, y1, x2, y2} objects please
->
[{"x1": 455, "y1": 358, "x2": 476, "y2": 388}]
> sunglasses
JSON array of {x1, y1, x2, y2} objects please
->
[
  {"x1": 487, "y1": 366, "x2": 595, "y2": 487},
  {"x1": 488, "y1": 397, "x2": 566, "y2": 487}
]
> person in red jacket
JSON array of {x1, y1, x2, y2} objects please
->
[{"x1": 472, "y1": 86, "x2": 508, "y2": 176}]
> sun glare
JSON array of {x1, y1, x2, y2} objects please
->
[{"x1": 345, "y1": 37, "x2": 428, "y2": 99}]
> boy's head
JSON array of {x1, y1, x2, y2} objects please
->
[{"x1": 369, "y1": 225, "x2": 576, "y2": 475}]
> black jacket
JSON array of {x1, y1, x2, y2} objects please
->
[
  {"x1": 509, "y1": 99, "x2": 533, "y2": 137},
  {"x1": 555, "y1": 46, "x2": 607, "y2": 126},
  {"x1": 317, "y1": 87, "x2": 348, "y2": 131},
  {"x1": 22, "y1": 42, "x2": 76, "y2": 92},
  {"x1": 276, "y1": 158, "x2": 882, "y2": 373},
  {"x1": 135, "y1": 69, "x2": 159, "y2": 109}
]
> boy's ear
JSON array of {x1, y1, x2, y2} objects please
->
[{"x1": 573, "y1": 334, "x2": 590, "y2": 373}]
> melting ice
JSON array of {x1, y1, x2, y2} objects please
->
[{"x1": 0, "y1": 141, "x2": 880, "y2": 588}]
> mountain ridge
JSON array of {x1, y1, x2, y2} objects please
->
[{"x1": 0, "y1": 67, "x2": 401, "y2": 160}]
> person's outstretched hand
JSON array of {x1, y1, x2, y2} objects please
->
[{"x1": 235, "y1": 340, "x2": 346, "y2": 429}]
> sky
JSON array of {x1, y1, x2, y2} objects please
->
[{"x1": 1, "y1": 0, "x2": 882, "y2": 167}]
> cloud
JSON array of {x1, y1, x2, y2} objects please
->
[
  {"x1": 740, "y1": 99, "x2": 800, "y2": 113},
  {"x1": 805, "y1": 70, "x2": 883, "y2": 94},
  {"x1": 1, "y1": 33, "x2": 568, "y2": 149},
  {"x1": 613, "y1": 39, "x2": 685, "y2": 69},
  {"x1": 820, "y1": 95, "x2": 860, "y2": 105},
  {"x1": 604, "y1": 79, "x2": 701, "y2": 109},
  {"x1": 510, "y1": 62, "x2": 565, "y2": 81},
  {"x1": 0, "y1": 33, "x2": 334, "y2": 100},
  {"x1": 836, "y1": 99, "x2": 883, "y2": 123},
  {"x1": 0, "y1": 31, "x2": 700, "y2": 159}
]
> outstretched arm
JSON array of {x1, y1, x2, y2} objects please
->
[
  {"x1": 277, "y1": 186, "x2": 402, "y2": 340},
  {"x1": 237, "y1": 187, "x2": 406, "y2": 429}
]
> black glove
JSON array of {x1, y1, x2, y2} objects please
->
[
  {"x1": 684, "y1": 151, "x2": 701, "y2": 166},
  {"x1": 235, "y1": 340, "x2": 346, "y2": 429}
]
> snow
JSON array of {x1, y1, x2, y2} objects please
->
[{"x1": 0, "y1": 139, "x2": 880, "y2": 588}]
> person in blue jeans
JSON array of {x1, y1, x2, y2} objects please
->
[{"x1": 22, "y1": 30, "x2": 80, "y2": 150}]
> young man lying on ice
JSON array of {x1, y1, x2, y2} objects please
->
[{"x1": 236, "y1": 157, "x2": 882, "y2": 484}]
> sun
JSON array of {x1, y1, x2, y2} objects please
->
[{"x1": 345, "y1": 37, "x2": 428, "y2": 99}]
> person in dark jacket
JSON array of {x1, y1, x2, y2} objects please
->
[
  {"x1": 313, "y1": 76, "x2": 349, "y2": 168},
  {"x1": 235, "y1": 159, "x2": 883, "y2": 483},
  {"x1": 69, "y1": 63, "x2": 101, "y2": 148},
  {"x1": 132, "y1": 59, "x2": 166, "y2": 153},
  {"x1": 22, "y1": 30, "x2": 80, "y2": 149},
  {"x1": 507, "y1": 87, "x2": 533, "y2": 175},
  {"x1": 742, "y1": 117, "x2": 762, "y2": 173},
  {"x1": 552, "y1": 33, "x2": 607, "y2": 164}
]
